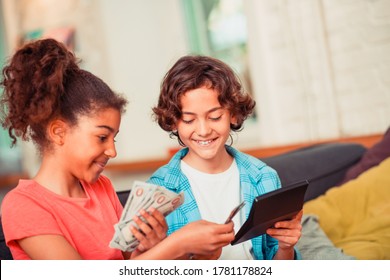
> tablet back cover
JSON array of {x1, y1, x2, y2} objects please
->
[{"x1": 231, "y1": 180, "x2": 308, "y2": 245}]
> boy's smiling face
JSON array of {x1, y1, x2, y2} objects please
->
[{"x1": 177, "y1": 86, "x2": 236, "y2": 172}]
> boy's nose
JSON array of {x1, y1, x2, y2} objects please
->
[{"x1": 196, "y1": 120, "x2": 211, "y2": 137}]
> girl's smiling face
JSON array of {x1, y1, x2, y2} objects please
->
[
  {"x1": 177, "y1": 86, "x2": 236, "y2": 171},
  {"x1": 61, "y1": 107, "x2": 121, "y2": 184}
]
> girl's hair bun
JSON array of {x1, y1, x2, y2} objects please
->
[{"x1": 1, "y1": 39, "x2": 79, "y2": 145}]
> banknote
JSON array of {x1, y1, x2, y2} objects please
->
[{"x1": 109, "y1": 181, "x2": 184, "y2": 252}]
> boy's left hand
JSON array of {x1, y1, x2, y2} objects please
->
[
  {"x1": 266, "y1": 210, "x2": 303, "y2": 249},
  {"x1": 130, "y1": 207, "x2": 168, "y2": 253}
]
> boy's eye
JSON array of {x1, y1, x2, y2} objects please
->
[
  {"x1": 210, "y1": 115, "x2": 222, "y2": 121},
  {"x1": 182, "y1": 119, "x2": 194, "y2": 124},
  {"x1": 98, "y1": 136, "x2": 108, "y2": 142}
]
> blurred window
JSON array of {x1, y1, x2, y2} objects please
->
[
  {"x1": 0, "y1": 10, "x2": 22, "y2": 173},
  {"x1": 182, "y1": 0, "x2": 255, "y2": 119}
]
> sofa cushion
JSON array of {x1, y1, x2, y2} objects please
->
[
  {"x1": 0, "y1": 216, "x2": 13, "y2": 260},
  {"x1": 261, "y1": 143, "x2": 366, "y2": 202},
  {"x1": 338, "y1": 127, "x2": 390, "y2": 185},
  {"x1": 117, "y1": 190, "x2": 130, "y2": 207},
  {"x1": 303, "y1": 157, "x2": 390, "y2": 259}
]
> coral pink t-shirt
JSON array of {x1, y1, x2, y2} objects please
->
[{"x1": 1, "y1": 175, "x2": 124, "y2": 260}]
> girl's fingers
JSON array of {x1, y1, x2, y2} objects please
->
[
  {"x1": 140, "y1": 209, "x2": 162, "y2": 231},
  {"x1": 130, "y1": 225, "x2": 149, "y2": 246},
  {"x1": 149, "y1": 208, "x2": 168, "y2": 230},
  {"x1": 130, "y1": 208, "x2": 168, "y2": 252},
  {"x1": 130, "y1": 225, "x2": 151, "y2": 253},
  {"x1": 140, "y1": 208, "x2": 167, "y2": 239},
  {"x1": 132, "y1": 215, "x2": 153, "y2": 236}
]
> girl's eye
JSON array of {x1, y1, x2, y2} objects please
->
[{"x1": 99, "y1": 136, "x2": 107, "y2": 142}]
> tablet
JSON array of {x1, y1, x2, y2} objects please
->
[{"x1": 231, "y1": 180, "x2": 309, "y2": 245}]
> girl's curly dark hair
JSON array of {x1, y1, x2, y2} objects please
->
[
  {"x1": 152, "y1": 55, "x2": 256, "y2": 144},
  {"x1": 0, "y1": 38, "x2": 127, "y2": 153}
]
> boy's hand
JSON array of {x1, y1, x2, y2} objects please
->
[{"x1": 266, "y1": 210, "x2": 303, "y2": 250}]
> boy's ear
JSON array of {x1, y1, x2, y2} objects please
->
[
  {"x1": 231, "y1": 115, "x2": 238, "y2": 126},
  {"x1": 48, "y1": 119, "x2": 68, "y2": 145}
]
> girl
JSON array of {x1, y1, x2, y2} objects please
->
[
  {"x1": 149, "y1": 55, "x2": 303, "y2": 260},
  {"x1": 0, "y1": 39, "x2": 234, "y2": 260}
]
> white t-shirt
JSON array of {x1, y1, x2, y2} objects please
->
[{"x1": 181, "y1": 159, "x2": 253, "y2": 260}]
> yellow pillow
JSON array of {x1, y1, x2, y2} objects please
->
[{"x1": 303, "y1": 157, "x2": 390, "y2": 259}]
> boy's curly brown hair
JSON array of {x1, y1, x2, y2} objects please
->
[{"x1": 152, "y1": 55, "x2": 256, "y2": 142}]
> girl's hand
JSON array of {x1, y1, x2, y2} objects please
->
[
  {"x1": 190, "y1": 248, "x2": 222, "y2": 260},
  {"x1": 174, "y1": 220, "x2": 235, "y2": 257},
  {"x1": 266, "y1": 209, "x2": 303, "y2": 250},
  {"x1": 130, "y1": 207, "x2": 168, "y2": 254}
]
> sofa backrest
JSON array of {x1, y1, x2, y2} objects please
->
[{"x1": 261, "y1": 142, "x2": 366, "y2": 202}]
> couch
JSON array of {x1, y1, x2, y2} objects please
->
[
  {"x1": 296, "y1": 129, "x2": 390, "y2": 260},
  {"x1": 1, "y1": 131, "x2": 388, "y2": 260}
]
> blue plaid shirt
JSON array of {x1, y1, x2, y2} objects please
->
[{"x1": 148, "y1": 145, "x2": 301, "y2": 260}]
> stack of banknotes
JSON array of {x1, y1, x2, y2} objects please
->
[{"x1": 109, "y1": 181, "x2": 184, "y2": 252}]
